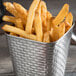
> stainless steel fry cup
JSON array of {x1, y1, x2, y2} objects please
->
[{"x1": 6, "y1": 23, "x2": 75, "y2": 76}]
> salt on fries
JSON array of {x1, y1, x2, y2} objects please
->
[{"x1": 2, "y1": 0, "x2": 73, "y2": 43}]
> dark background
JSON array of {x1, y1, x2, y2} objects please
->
[{"x1": 0, "y1": 0, "x2": 76, "y2": 76}]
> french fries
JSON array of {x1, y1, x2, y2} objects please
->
[
  {"x1": 43, "y1": 31, "x2": 50, "y2": 43},
  {"x1": 13, "y1": 2, "x2": 27, "y2": 25},
  {"x1": 3, "y1": 16, "x2": 24, "y2": 30},
  {"x1": 50, "y1": 22, "x2": 65, "y2": 41},
  {"x1": 2, "y1": 0, "x2": 73, "y2": 43},
  {"x1": 59, "y1": 22, "x2": 65, "y2": 38},
  {"x1": 2, "y1": 15, "x2": 16, "y2": 23},
  {"x1": 42, "y1": 11, "x2": 52, "y2": 33},
  {"x1": 65, "y1": 25, "x2": 71, "y2": 32},
  {"x1": 32, "y1": 27, "x2": 35, "y2": 34},
  {"x1": 50, "y1": 26, "x2": 59, "y2": 41},
  {"x1": 15, "y1": 18, "x2": 24, "y2": 30},
  {"x1": 2, "y1": 25, "x2": 36, "y2": 40},
  {"x1": 46, "y1": 11, "x2": 52, "y2": 31},
  {"x1": 2, "y1": 15, "x2": 22, "y2": 35},
  {"x1": 26, "y1": 0, "x2": 40, "y2": 33},
  {"x1": 65, "y1": 12, "x2": 73, "y2": 32},
  {"x1": 41, "y1": 1, "x2": 47, "y2": 27},
  {"x1": 3, "y1": 2, "x2": 19, "y2": 18},
  {"x1": 65, "y1": 12, "x2": 73, "y2": 26},
  {"x1": 34, "y1": 3, "x2": 43, "y2": 42},
  {"x1": 10, "y1": 33, "x2": 17, "y2": 36},
  {"x1": 53, "y1": 4, "x2": 69, "y2": 26},
  {"x1": 40, "y1": 1, "x2": 47, "y2": 33}
]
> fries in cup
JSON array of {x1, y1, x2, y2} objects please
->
[{"x1": 2, "y1": 0, "x2": 73, "y2": 43}]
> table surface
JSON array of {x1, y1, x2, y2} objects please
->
[{"x1": 0, "y1": 0, "x2": 76, "y2": 76}]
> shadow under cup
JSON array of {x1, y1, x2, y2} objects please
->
[{"x1": 5, "y1": 23, "x2": 75, "y2": 76}]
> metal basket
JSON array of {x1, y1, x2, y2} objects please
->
[{"x1": 6, "y1": 24, "x2": 74, "y2": 76}]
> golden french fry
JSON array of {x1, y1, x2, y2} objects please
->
[
  {"x1": 47, "y1": 11, "x2": 52, "y2": 19},
  {"x1": 15, "y1": 18, "x2": 24, "y2": 30},
  {"x1": 2, "y1": 15, "x2": 24, "y2": 30},
  {"x1": 32, "y1": 27, "x2": 35, "y2": 34},
  {"x1": 44, "y1": 11, "x2": 52, "y2": 33},
  {"x1": 13, "y1": 2, "x2": 27, "y2": 25},
  {"x1": 10, "y1": 33, "x2": 17, "y2": 36},
  {"x1": 26, "y1": 0, "x2": 40, "y2": 33},
  {"x1": 3, "y1": 2, "x2": 19, "y2": 18},
  {"x1": 65, "y1": 12, "x2": 73, "y2": 32},
  {"x1": 2, "y1": 25, "x2": 36, "y2": 40},
  {"x1": 50, "y1": 27, "x2": 59, "y2": 41},
  {"x1": 43, "y1": 27, "x2": 47, "y2": 33},
  {"x1": 2, "y1": 16, "x2": 19, "y2": 36},
  {"x1": 65, "y1": 12, "x2": 73, "y2": 26},
  {"x1": 2, "y1": 1, "x2": 73, "y2": 43},
  {"x1": 46, "y1": 11, "x2": 52, "y2": 31},
  {"x1": 41, "y1": 1, "x2": 47, "y2": 27},
  {"x1": 40, "y1": 1, "x2": 50, "y2": 33},
  {"x1": 43, "y1": 31, "x2": 50, "y2": 43},
  {"x1": 53, "y1": 4, "x2": 69, "y2": 26},
  {"x1": 59, "y1": 22, "x2": 65, "y2": 38},
  {"x1": 2, "y1": 15, "x2": 16, "y2": 23},
  {"x1": 50, "y1": 22, "x2": 65, "y2": 41},
  {"x1": 34, "y1": 3, "x2": 43, "y2": 42},
  {"x1": 65, "y1": 21, "x2": 71, "y2": 32},
  {"x1": 65, "y1": 25, "x2": 71, "y2": 32},
  {"x1": 46, "y1": 19, "x2": 51, "y2": 32}
]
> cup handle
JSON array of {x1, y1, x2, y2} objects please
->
[{"x1": 72, "y1": 32, "x2": 76, "y2": 41}]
